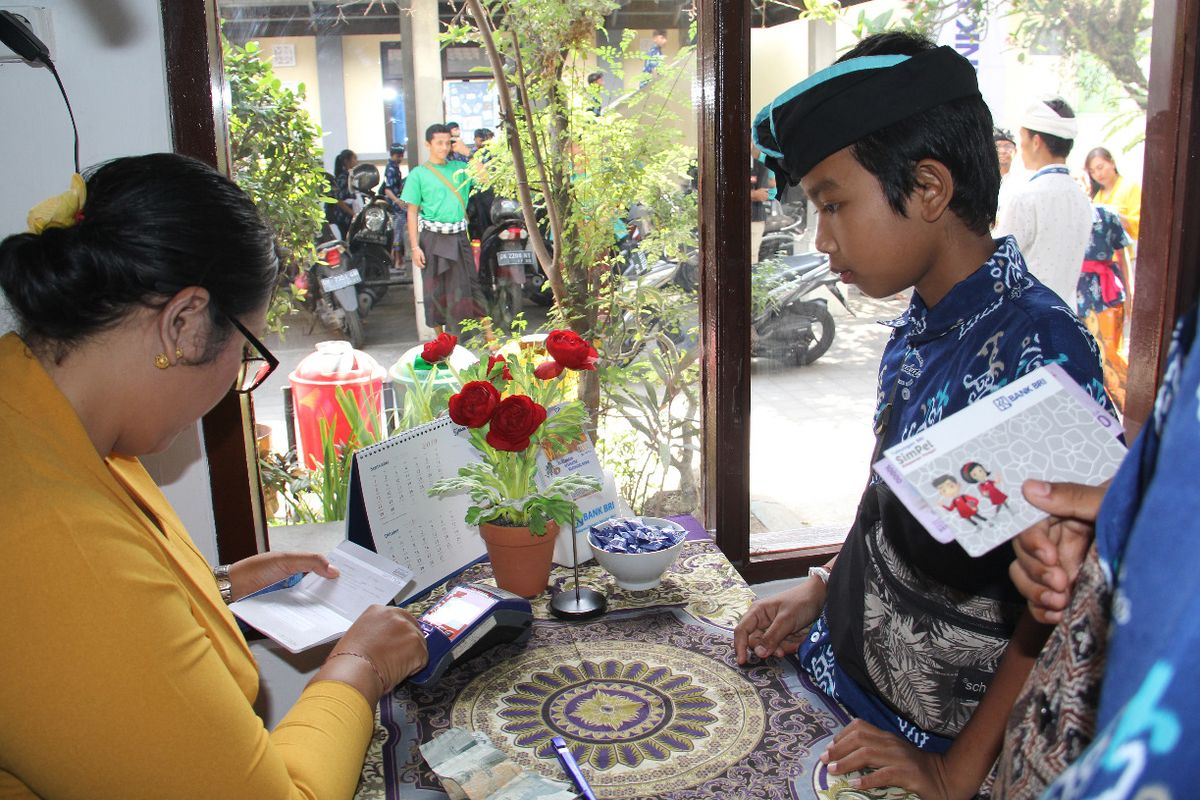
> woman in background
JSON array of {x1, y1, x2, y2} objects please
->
[
  {"x1": 1086, "y1": 147, "x2": 1142, "y2": 240},
  {"x1": 0, "y1": 154, "x2": 426, "y2": 798}
]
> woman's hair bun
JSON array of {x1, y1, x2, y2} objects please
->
[{"x1": 0, "y1": 153, "x2": 278, "y2": 355}]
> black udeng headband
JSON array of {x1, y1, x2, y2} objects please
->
[{"x1": 753, "y1": 46, "x2": 981, "y2": 187}]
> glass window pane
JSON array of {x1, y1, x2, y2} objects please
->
[{"x1": 219, "y1": 3, "x2": 702, "y2": 540}]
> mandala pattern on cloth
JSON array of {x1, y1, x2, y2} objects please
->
[
  {"x1": 460, "y1": 640, "x2": 754, "y2": 793},
  {"x1": 376, "y1": 606, "x2": 846, "y2": 800}
]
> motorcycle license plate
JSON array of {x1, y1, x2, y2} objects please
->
[
  {"x1": 496, "y1": 250, "x2": 534, "y2": 266},
  {"x1": 320, "y1": 269, "x2": 362, "y2": 292}
]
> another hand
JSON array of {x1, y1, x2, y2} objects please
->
[
  {"x1": 228, "y1": 551, "x2": 338, "y2": 602},
  {"x1": 733, "y1": 581, "x2": 823, "y2": 665},
  {"x1": 335, "y1": 605, "x2": 428, "y2": 689},
  {"x1": 1009, "y1": 480, "x2": 1106, "y2": 624},
  {"x1": 823, "y1": 720, "x2": 959, "y2": 800},
  {"x1": 412, "y1": 245, "x2": 426, "y2": 269},
  {"x1": 751, "y1": 188, "x2": 770, "y2": 202}
]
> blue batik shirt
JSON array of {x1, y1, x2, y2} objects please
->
[
  {"x1": 384, "y1": 160, "x2": 405, "y2": 213},
  {"x1": 870, "y1": 235, "x2": 1113, "y2": 593},
  {"x1": 1043, "y1": 307, "x2": 1200, "y2": 799},
  {"x1": 876, "y1": 235, "x2": 1111, "y2": 452}
]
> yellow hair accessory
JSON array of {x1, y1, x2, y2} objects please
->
[{"x1": 27, "y1": 173, "x2": 87, "y2": 234}]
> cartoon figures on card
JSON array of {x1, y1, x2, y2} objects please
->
[
  {"x1": 932, "y1": 474, "x2": 988, "y2": 526},
  {"x1": 961, "y1": 461, "x2": 1010, "y2": 513}
]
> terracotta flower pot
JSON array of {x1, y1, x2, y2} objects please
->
[{"x1": 479, "y1": 520, "x2": 559, "y2": 598}]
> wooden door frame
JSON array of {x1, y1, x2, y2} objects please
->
[
  {"x1": 164, "y1": 0, "x2": 1199, "y2": 578},
  {"x1": 162, "y1": 0, "x2": 268, "y2": 564}
]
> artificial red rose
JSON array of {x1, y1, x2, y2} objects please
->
[
  {"x1": 486, "y1": 395, "x2": 547, "y2": 452},
  {"x1": 533, "y1": 359, "x2": 565, "y2": 380},
  {"x1": 487, "y1": 353, "x2": 513, "y2": 381},
  {"x1": 545, "y1": 329, "x2": 599, "y2": 371},
  {"x1": 448, "y1": 380, "x2": 501, "y2": 428},
  {"x1": 421, "y1": 332, "x2": 458, "y2": 364}
]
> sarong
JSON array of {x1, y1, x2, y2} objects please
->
[{"x1": 419, "y1": 228, "x2": 485, "y2": 331}]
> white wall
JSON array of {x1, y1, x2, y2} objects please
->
[{"x1": 1, "y1": 0, "x2": 220, "y2": 562}]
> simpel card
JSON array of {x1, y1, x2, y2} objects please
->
[{"x1": 872, "y1": 364, "x2": 1126, "y2": 556}]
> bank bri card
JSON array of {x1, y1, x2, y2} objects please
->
[{"x1": 873, "y1": 364, "x2": 1126, "y2": 556}]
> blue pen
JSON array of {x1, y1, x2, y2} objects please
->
[{"x1": 551, "y1": 736, "x2": 597, "y2": 800}]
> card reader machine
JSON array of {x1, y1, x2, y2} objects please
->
[{"x1": 408, "y1": 583, "x2": 534, "y2": 687}]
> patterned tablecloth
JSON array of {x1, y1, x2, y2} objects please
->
[{"x1": 355, "y1": 523, "x2": 854, "y2": 800}]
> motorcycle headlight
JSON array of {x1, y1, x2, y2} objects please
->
[{"x1": 365, "y1": 207, "x2": 387, "y2": 232}]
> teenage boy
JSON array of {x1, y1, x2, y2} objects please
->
[
  {"x1": 733, "y1": 32, "x2": 1111, "y2": 799},
  {"x1": 994, "y1": 98, "x2": 1092, "y2": 305},
  {"x1": 401, "y1": 123, "x2": 485, "y2": 335}
]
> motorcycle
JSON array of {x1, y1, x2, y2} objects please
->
[
  {"x1": 751, "y1": 252, "x2": 851, "y2": 366},
  {"x1": 297, "y1": 228, "x2": 367, "y2": 348},
  {"x1": 612, "y1": 218, "x2": 692, "y2": 366},
  {"x1": 478, "y1": 196, "x2": 537, "y2": 328},
  {"x1": 344, "y1": 164, "x2": 395, "y2": 315},
  {"x1": 757, "y1": 198, "x2": 808, "y2": 262}
]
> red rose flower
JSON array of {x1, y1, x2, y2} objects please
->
[
  {"x1": 545, "y1": 329, "x2": 599, "y2": 371},
  {"x1": 422, "y1": 332, "x2": 458, "y2": 364},
  {"x1": 486, "y1": 395, "x2": 547, "y2": 452},
  {"x1": 448, "y1": 380, "x2": 501, "y2": 428},
  {"x1": 487, "y1": 353, "x2": 513, "y2": 381},
  {"x1": 533, "y1": 359, "x2": 565, "y2": 380}
]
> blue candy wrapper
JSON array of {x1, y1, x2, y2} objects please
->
[{"x1": 590, "y1": 517, "x2": 684, "y2": 554}]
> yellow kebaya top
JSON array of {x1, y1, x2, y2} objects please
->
[
  {"x1": 1094, "y1": 174, "x2": 1142, "y2": 240},
  {"x1": 0, "y1": 333, "x2": 373, "y2": 799}
]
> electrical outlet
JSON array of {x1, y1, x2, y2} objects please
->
[{"x1": 0, "y1": 5, "x2": 54, "y2": 63}]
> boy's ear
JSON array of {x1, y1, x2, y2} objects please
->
[{"x1": 912, "y1": 159, "x2": 954, "y2": 223}]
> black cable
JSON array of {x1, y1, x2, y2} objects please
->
[{"x1": 43, "y1": 58, "x2": 79, "y2": 174}]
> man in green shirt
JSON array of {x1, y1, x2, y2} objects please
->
[{"x1": 401, "y1": 123, "x2": 485, "y2": 335}]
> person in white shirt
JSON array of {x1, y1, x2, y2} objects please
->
[
  {"x1": 993, "y1": 127, "x2": 1024, "y2": 222},
  {"x1": 994, "y1": 98, "x2": 1092, "y2": 305}
]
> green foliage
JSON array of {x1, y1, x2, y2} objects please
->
[
  {"x1": 224, "y1": 38, "x2": 329, "y2": 335},
  {"x1": 257, "y1": 386, "x2": 387, "y2": 524}
]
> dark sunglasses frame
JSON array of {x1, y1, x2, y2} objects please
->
[{"x1": 226, "y1": 315, "x2": 279, "y2": 394}]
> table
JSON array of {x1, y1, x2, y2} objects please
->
[{"x1": 355, "y1": 520, "x2": 853, "y2": 800}]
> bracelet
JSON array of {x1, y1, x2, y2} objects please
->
[
  {"x1": 807, "y1": 565, "x2": 831, "y2": 585},
  {"x1": 213, "y1": 564, "x2": 233, "y2": 605},
  {"x1": 328, "y1": 651, "x2": 389, "y2": 694}
]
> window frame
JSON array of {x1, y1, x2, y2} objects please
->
[{"x1": 165, "y1": 0, "x2": 1199, "y2": 577}]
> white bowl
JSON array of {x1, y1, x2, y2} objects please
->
[{"x1": 587, "y1": 517, "x2": 687, "y2": 591}]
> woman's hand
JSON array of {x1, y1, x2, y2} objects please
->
[
  {"x1": 228, "y1": 551, "x2": 339, "y2": 602},
  {"x1": 320, "y1": 606, "x2": 428, "y2": 701},
  {"x1": 733, "y1": 580, "x2": 824, "y2": 665},
  {"x1": 822, "y1": 720, "x2": 960, "y2": 800},
  {"x1": 1009, "y1": 480, "x2": 1107, "y2": 624}
]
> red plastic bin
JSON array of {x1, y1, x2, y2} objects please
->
[{"x1": 289, "y1": 341, "x2": 385, "y2": 469}]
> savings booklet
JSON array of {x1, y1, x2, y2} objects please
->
[{"x1": 872, "y1": 364, "x2": 1126, "y2": 556}]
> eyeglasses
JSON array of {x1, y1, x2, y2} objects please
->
[{"x1": 226, "y1": 315, "x2": 279, "y2": 394}]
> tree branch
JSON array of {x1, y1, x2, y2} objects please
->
[{"x1": 463, "y1": 0, "x2": 567, "y2": 304}]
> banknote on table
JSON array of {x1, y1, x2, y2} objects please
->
[
  {"x1": 420, "y1": 727, "x2": 576, "y2": 800},
  {"x1": 817, "y1": 770, "x2": 922, "y2": 800}
]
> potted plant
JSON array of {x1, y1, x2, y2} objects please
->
[{"x1": 428, "y1": 329, "x2": 602, "y2": 597}]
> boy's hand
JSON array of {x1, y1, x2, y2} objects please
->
[
  {"x1": 412, "y1": 245, "x2": 426, "y2": 269},
  {"x1": 1009, "y1": 480, "x2": 1107, "y2": 624},
  {"x1": 751, "y1": 188, "x2": 770, "y2": 202},
  {"x1": 733, "y1": 581, "x2": 823, "y2": 664},
  {"x1": 822, "y1": 720, "x2": 958, "y2": 800}
]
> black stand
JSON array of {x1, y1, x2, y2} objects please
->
[{"x1": 549, "y1": 526, "x2": 606, "y2": 620}]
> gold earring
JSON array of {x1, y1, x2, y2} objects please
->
[
  {"x1": 175, "y1": 347, "x2": 184, "y2": 359},
  {"x1": 154, "y1": 353, "x2": 170, "y2": 370}
]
